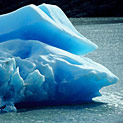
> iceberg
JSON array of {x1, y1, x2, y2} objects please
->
[{"x1": 0, "y1": 4, "x2": 118, "y2": 112}]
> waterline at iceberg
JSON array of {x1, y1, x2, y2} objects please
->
[{"x1": 0, "y1": 4, "x2": 118, "y2": 112}]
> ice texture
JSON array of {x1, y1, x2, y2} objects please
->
[{"x1": 0, "y1": 4, "x2": 118, "y2": 112}]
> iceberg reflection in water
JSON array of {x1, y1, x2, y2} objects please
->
[{"x1": 0, "y1": 4, "x2": 118, "y2": 112}]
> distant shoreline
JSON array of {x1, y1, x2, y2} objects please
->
[
  {"x1": 0, "y1": 1, "x2": 123, "y2": 17},
  {"x1": 70, "y1": 17, "x2": 123, "y2": 25}
]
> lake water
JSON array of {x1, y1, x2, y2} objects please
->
[{"x1": 0, "y1": 18, "x2": 123, "y2": 123}]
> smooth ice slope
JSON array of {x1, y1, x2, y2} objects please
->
[
  {"x1": 0, "y1": 39, "x2": 118, "y2": 112},
  {"x1": 0, "y1": 4, "x2": 97, "y2": 55},
  {"x1": 39, "y1": 4, "x2": 83, "y2": 37}
]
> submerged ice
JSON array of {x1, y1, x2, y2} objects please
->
[{"x1": 0, "y1": 4, "x2": 118, "y2": 112}]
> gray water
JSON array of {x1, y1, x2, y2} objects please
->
[{"x1": 0, "y1": 18, "x2": 123, "y2": 123}]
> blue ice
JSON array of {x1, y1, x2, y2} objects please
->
[
  {"x1": 0, "y1": 4, "x2": 118, "y2": 112},
  {"x1": 0, "y1": 4, "x2": 97, "y2": 55}
]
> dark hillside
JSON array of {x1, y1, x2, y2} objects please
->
[{"x1": 0, "y1": 0, "x2": 123, "y2": 17}]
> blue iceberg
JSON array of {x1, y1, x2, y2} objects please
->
[{"x1": 0, "y1": 4, "x2": 118, "y2": 112}]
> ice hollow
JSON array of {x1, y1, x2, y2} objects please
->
[
  {"x1": 0, "y1": 4, "x2": 97, "y2": 55},
  {"x1": 0, "y1": 39, "x2": 118, "y2": 112}
]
